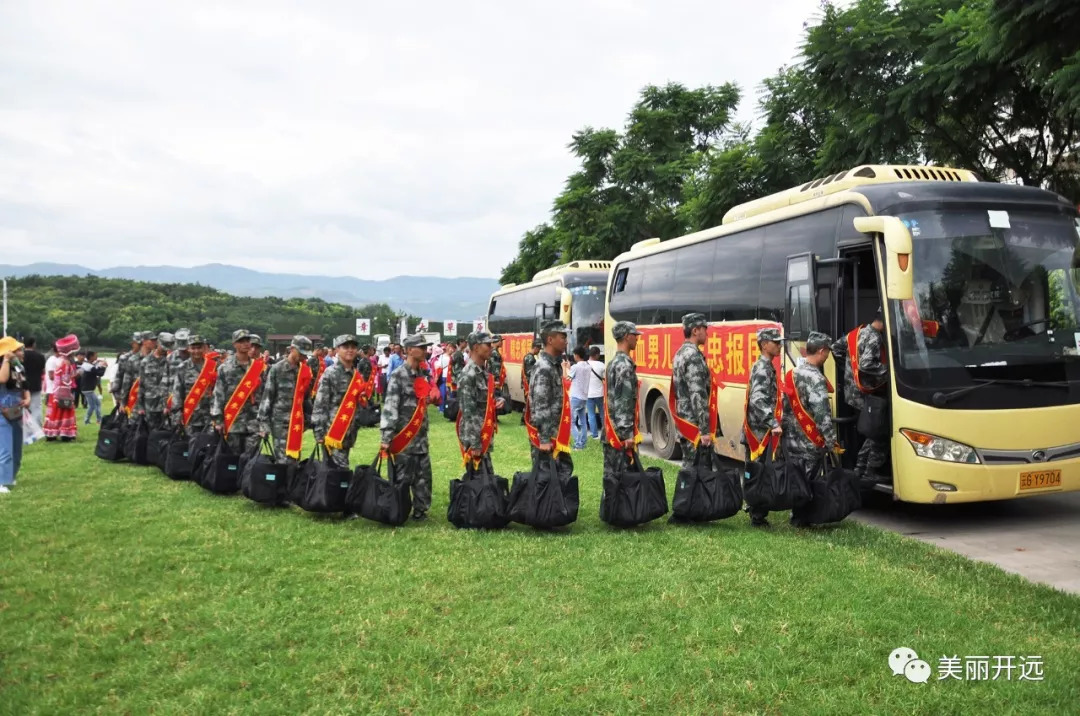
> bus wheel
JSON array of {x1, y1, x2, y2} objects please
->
[{"x1": 649, "y1": 399, "x2": 682, "y2": 461}]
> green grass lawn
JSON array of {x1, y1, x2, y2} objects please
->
[{"x1": 2, "y1": 401, "x2": 1078, "y2": 714}]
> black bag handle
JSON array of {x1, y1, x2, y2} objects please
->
[
  {"x1": 694, "y1": 446, "x2": 714, "y2": 468},
  {"x1": 260, "y1": 435, "x2": 275, "y2": 457}
]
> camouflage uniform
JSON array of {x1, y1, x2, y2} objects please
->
[
  {"x1": 312, "y1": 361, "x2": 364, "y2": 468},
  {"x1": 603, "y1": 322, "x2": 642, "y2": 477},
  {"x1": 743, "y1": 327, "x2": 785, "y2": 524},
  {"x1": 380, "y1": 334, "x2": 434, "y2": 516},
  {"x1": 488, "y1": 344, "x2": 505, "y2": 410},
  {"x1": 120, "y1": 341, "x2": 152, "y2": 407},
  {"x1": 528, "y1": 323, "x2": 573, "y2": 480},
  {"x1": 522, "y1": 352, "x2": 538, "y2": 391},
  {"x1": 671, "y1": 314, "x2": 719, "y2": 469},
  {"x1": 111, "y1": 334, "x2": 140, "y2": 402},
  {"x1": 170, "y1": 353, "x2": 216, "y2": 432},
  {"x1": 259, "y1": 348, "x2": 313, "y2": 462},
  {"x1": 457, "y1": 332, "x2": 497, "y2": 473},
  {"x1": 449, "y1": 348, "x2": 467, "y2": 392},
  {"x1": 782, "y1": 359, "x2": 837, "y2": 458},
  {"x1": 834, "y1": 323, "x2": 889, "y2": 478},
  {"x1": 136, "y1": 350, "x2": 170, "y2": 429},
  {"x1": 211, "y1": 351, "x2": 265, "y2": 455}
]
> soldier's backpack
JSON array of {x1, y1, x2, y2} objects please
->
[
  {"x1": 164, "y1": 428, "x2": 193, "y2": 480},
  {"x1": 743, "y1": 438, "x2": 811, "y2": 512},
  {"x1": 201, "y1": 433, "x2": 242, "y2": 494},
  {"x1": 148, "y1": 426, "x2": 173, "y2": 471},
  {"x1": 346, "y1": 453, "x2": 411, "y2": 525},
  {"x1": 599, "y1": 453, "x2": 668, "y2": 528},
  {"x1": 508, "y1": 454, "x2": 579, "y2": 529},
  {"x1": 355, "y1": 403, "x2": 380, "y2": 428},
  {"x1": 187, "y1": 429, "x2": 217, "y2": 487},
  {"x1": 447, "y1": 459, "x2": 511, "y2": 529},
  {"x1": 296, "y1": 444, "x2": 351, "y2": 514},
  {"x1": 792, "y1": 454, "x2": 862, "y2": 525},
  {"x1": 95, "y1": 408, "x2": 125, "y2": 462},
  {"x1": 857, "y1": 394, "x2": 890, "y2": 439},
  {"x1": 240, "y1": 437, "x2": 289, "y2": 505},
  {"x1": 671, "y1": 450, "x2": 743, "y2": 522},
  {"x1": 122, "y1": 415, "x2": 151, "y2": 465},
  {"x1": 443, "y1": 393, "x2": 459, "y2": 422}
]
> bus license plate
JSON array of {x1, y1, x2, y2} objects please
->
[{"x1": 1019, "y1": 469, "x2": 1062, "y2": 491}]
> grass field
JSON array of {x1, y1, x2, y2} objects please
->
[{"x1": 2, "y1": 400, "x2": 1079, "y2": 714}]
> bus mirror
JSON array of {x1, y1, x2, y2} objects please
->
[
  {"x1": 558, "y1": 288, "x2": 572, "y2": 322},
  {"x1": 854, "y1": 216, "x2": 914, "y2": 300}
]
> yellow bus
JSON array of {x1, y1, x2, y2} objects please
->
[
  {"x1": 487, "y1": 261, "x2": 610, "y2": 406},
  {"x1": 605, "y1": 164, "x2": 1080, "y2": 504}
]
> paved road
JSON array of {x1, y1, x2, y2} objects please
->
[{"x1": 640, "y1": 435, "x2": 1080, "y2": 595}]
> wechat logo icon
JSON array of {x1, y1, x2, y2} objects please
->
[{"x1": 889, "y1": 647, "x2": 932, "y2": 684}]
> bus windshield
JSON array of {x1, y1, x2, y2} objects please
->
[
  {"x1": 568, "y1": 283, "x2": 605, "y2": 351},
  {"x1": 891, "y1": 207, "x2": 1080, "y2": 393}
]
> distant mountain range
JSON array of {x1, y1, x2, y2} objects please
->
[{"x1": 0, "y1": 263, "x2": 499, "y2": 320}]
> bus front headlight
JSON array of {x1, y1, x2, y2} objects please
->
[{"x1": 899, "y1": 429, "x2": 981, "y2": 464}]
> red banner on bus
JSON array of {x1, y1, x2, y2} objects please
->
[{"x1": 632, "y1": 322, "x2": 782, "y2": 385}]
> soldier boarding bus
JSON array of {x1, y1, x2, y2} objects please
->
[
  {"x1": 486, "y1": 261, "x2": 610, "y2": 408},
  {"x1": 605, "y1": 164, "x2": 1080, "y2": 504}
]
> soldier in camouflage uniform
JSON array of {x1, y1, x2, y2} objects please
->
[
  {"x1": 742, "y1": 327, "x2": 786, "y2": 527},
  {"x1": 120, "y1": 332, "x2": 156, "y2": 408},
  {"x1": 168, "y1": 335, "x2": 216, "y2": 432},
  {"x1": 456, "y1": 331, "x2": 505, "y2": 475},
  {"x1": 448, "y1": 337, "x2": 468, "y2": 393},
  {"x1": 603, "y1": 321, "x2": 643, "y2": 478},
  {"x1": 312, "y1": 334, "x2": 366, "y2": 470},
  {"x1": 257, "y1": 335, "x2": 313, "y2": 462},
  {"x1": 671, "y1": 313, "x2": 720, "y2": 469},
  {"x1": 136, "y1": 332, "x2": 172, "y2": 429},
  {"x1": 488, "y1": 335, "x2": 505, "y2": 414},
  {"x1": 111, "y1": 332, "x2": 141, "y2": 405},
  {"x1": 529, "y1": 320, "x2": 573, "y2": 480},
  {"x1": 380, "y1": 334, "x2": 435, "y2": 520},
  {"x1": 520, "y1": 338, "x2": 542, "y2": 425},
  {"x1": 211, "y1": 329, "x2": 265, "y2": 454},
  {"x1": 167, "y1": 329, "x2": 191, "y2": 395},
  {"x1": 832, "y1": 309, "x2": 889, "y2": 482}
]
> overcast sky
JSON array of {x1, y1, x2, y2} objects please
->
[{"x1": 0, "y1": 0, "x2": 820, "y2": 279}]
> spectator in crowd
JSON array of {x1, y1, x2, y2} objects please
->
[
  {"x1": 434, "y1": 344, "x2": 451, "y2": 411},
  {"x1": 20, "y1": 337, "x2": 45, "y2": 427},
  {"x1": 377, "y1": 346, "x2": 391, "y2": 398},
  {"x1": 0, "y1": 337, "x2": 31, "y2": 493},
  {"x1": 79, "y1": 351, "x2": 107, "y2": 424},
  {"x1": 324, "y1": 346, "x2": 336, "y2": 367},
  {"x1": 586, "y1": 346, "x2": 605, "y2": 439},
  {"x1": 568, "y1": 346, "x2": 591, "y2": 450},
  {"x1": 72, "y1": 353, "x2": 87, "y2": 408},
  {"x1": 388, "y1": 343, "x2": 405, "y2": 376},
  {"x1": 43, "y1": 335, "x2": 80, "y2": 442}
]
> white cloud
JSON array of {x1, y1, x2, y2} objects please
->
[{"x1": 0, "y1": 0, "x2": 815, "y2": 279}]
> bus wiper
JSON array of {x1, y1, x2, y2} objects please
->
[{"x1": 932, "y1": 378, "x2": 1071, "y2": 407}]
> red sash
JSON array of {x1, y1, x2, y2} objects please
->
[
  {"x1": 447, "y1": 360, "x2": 456, "y2": 392},
  {"x1": 604, "y1": 379, "x2": 642, "y2": 454},
  {"x1": 125, "y1": 378, "x2": 140, "y2": 416},
  {"x1": 847, "y1": 326, "x2": 888, "y2": 393},
  {"x1": 388, "y1": 377, "x2": 430, "y2": 455},
  {"x1": 742, "y1": 365, "x2": 783, "y2": 461},
  {"x1": 668, "y1": 374, "x2": 718, "y2": 447},
  {"x1": 456, "y1": 373, "x2": 497, "y2": 465},
  {"x1": 181, "y1": 355, "x2": 219, "y2": 427},
  {"x1": 324, "y1": 368, "x2": 364, "y2": 450},
  {"x1": 495, "y1": 361, "x2": 507, "y2": 389},
  {"x1": 524, "y1": 376, "x2": 572, "y2": 457},
  {"x1": 782, "y1": 369, "x2": 826, "y2": 448},
  {"x1": 286, "y1": 362, "x2": 313, "y2": 458},
  {"x1": 310, "y1": 360, "x2": 326, "y2": 400},
  {"x1": 222, "y1": 359, "x2": 265, "y2": 437}
]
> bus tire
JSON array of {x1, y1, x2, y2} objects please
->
[{"x1": 649, "y1": 399, "x2": 681, "y2": 462}]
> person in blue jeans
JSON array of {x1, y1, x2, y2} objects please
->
[
  {"x1": 80, "y1": 352, "x2": 107, "y2": 424},
  {"x1": 0, "y1": 338, "x2": 31, "y2": 493},
  {"x1": 586, "y1": 346, "x2": 605, "y2": 439},
  {"x1": 568, "y1": 346, "x2": 591, "y2": 450}
]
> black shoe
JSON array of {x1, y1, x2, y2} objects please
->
[
  {"x1": 411, "y1": 511, "x2": 428, "y2": 521},
  {"x1": 750, "y1": 518, "x2": 771, "y2": 528}
]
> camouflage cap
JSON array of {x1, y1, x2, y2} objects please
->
[
  {"x1": 186, "y1": 334, "x2": 207, "y2": 346},
  {"x1": 403, "y1": 334, "x2": 432, "y2": 348},
  {"x1": 756, "y1": 327, "x2": 786, "y2": 344},
  {"x1": 540, "y1": 319, "x2": 568, "y2": 337},
  {"x1": 131, "y1": 332, "x2": 142, "y2": 343},
  {"x1": 334, "y1": 334, "x2": 360, "y2": 348},
  {"x1": 467, "y1": 331, "x2": 494, "y2": 347},
  {"x1": 231, "y1": 329, "x2": 252, "y2": 342},
  {"x1": 249, "y1": 334, "x2": 263, "y2": 347},
  {"x1": 491, "y1": 334, "x2": 503, "y2": 342},
  {"x1": 612, "y1": 321, "x2": 643, "y2": 340},
  {"x1": 157, "y1": 332, "x2": 176, "y2": 348},
  {"x1": 139, "y1": 331, "x2": 158, "y2": 342},
  {"x1": 682, "y1": 312, "x2": 708, "y2": 331},
  {"x1": 173, "y1": 328, "x2": 191, "y2": 349},
  {"x1": 806, "y1": 331, "x2": 834, "y2": 352},
  {"x1": 290, "y1": 335, "x2": 313, "y2": 355}
]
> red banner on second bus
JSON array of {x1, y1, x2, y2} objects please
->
[{"x1": 632, "y1": 322, "x2": 782, "y2": 385}]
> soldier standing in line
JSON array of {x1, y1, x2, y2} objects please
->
[
  {"x1": 168, "y1": 335, "x2": 217, "y2": 433},
  {"x1": 136, "y1": 332, "x2": 172, "y2": 430},
  {"x1": 121, "y1": 332, "x2": 156, "y2": 412},
  {"x1": 380, "y1": 334, "x2": 435, "y2": 520},
  {"x1": 455, "y1": 331, "x2": 505, "y2": 474},
  {"x1": 488, "y1": 335, "x2": 506, "y2": 411},
  {"x1": 783, "y1": 331, "x2": 844, "y2": 527},
  {"x1": 249, "y1": 335, "x2": 268, "y2": 374},
  {"x1": 833, "y1": 308, "x2": 889, "y2": 483},
  {"x1": 742, "y1": 327, "x2": 786, "y2": 528},
  {"x1": 258, "y1": 335, "x2": 314, "y2": 464},
  {"x1": 111, "y1": 332, "x2": 141, "y2": 407},
  {"x1": 211, "y1": 329, "x2": 266, "y2": 454},
  {"x1": 448, "y1": 337, "x2": 468, "y2": 395},
  {"x1": 603, "y1": 321, "x2": 643, "y2": 478},
  {"x1": 671, "y1": 313, "x2": 720, "y2": 468},
  {"x1": 528, "y1": 320, "x2": 574, "y2": 479},
  {"x1": 312, "y1": 335, "x2": 369, "y2": 470}
]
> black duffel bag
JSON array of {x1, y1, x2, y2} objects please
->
[
  {"x1": 743, "y1": 439, "x2": 811, "y2": 513},
  {"x1": 123, "y1": 415, "x2": 151, "y2": 465},
  {"x1": 148, "y1": 426, "x2": 173, "y2": 471},
  {"x1": 240, "y1": 437, "x2": 290, "y2": 505},
  {"x1": 508, "y1": 454, "x2": 579, "y2": 528},
  {"x1": 600, "y1": 453, "x2": 668, "y2": 528},
  {"x1": 355, "y1": 403, "x2": 380, "y2": 428},
  {"x1": 443, "y1": 393, "x2": 459, "y2": 422},
  {"x1": 187, "y1": 429, "x2": 217, "y2": 487},
  {"x1": 496, "y1": 388, "x2": 512, "y2": 416},
  {"x1": 793, "y1": 454, "x2": 863, "y2": 525},
  {"x1": 201, "y1": 433, "x2": 242, "y2": 494},
  {"x1": 346, "y1": 453, "x2": 411, "y2": 525},
  {"x1": 164, "y1": 428, "x2": 193, "y2": 480},
  {"x1": 95, "y1": 409, "x2": 125, "y2": 461},
  {"x1": 448, "y1": 459, "x2": 511, "y2": 529},
  {"x1": 672, "y1": 450, "x2": 743, "y2": 522},
  {"x1": 857, "y1": 394, "x2": 890, "y2": 439},
  {"x1": 296, "y1": 444, "x2": 352, "y2": 514}
]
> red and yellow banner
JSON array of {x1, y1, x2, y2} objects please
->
[
  {"x1": 742, "y1": 365, "x2": 783, "y2": 461},
  {"x1": 604, "y1": 378, "x2": 642, "y2": 454},
  {"x1": 310, "y1": 360, "x2": 325, "y2": 400},
  {"x1": 524, "y1": 377, "x2": 572, "y2": 457},
  {"x1": 388, "y1": 377, "x2": 431, "y2": 455},
  {"x1": 222, "y1": 359, "x2": 265, "y2": 437},
  {"x1": 631, "y1": 322, "x2": 781, "y2": 385},
  {"x1": 181, "y1": 354, "x2": 219, "y2": 426},
  {"x1": 324, "y1": 369, "x2": 364, "y2": 450},
  {"x1": 846, "y1": 326, "x2": 888, "y2": 394},
  {"x1": 286, "y1": 362, "x2": 313, "y2": 458},
  {"x1": 456, "y1": 373, "x2": 497, "y2": 465},
  {"x1": 782, "y1": 369, "x2": 826, "y2": 449},
  {"x1": 668, "y1": 373, "x2": 719, "y2": 447},
  {"x1": 125, "y1": 378, "x2": 140, "y2": 416}
]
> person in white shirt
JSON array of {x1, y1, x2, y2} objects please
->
[
  {"x1": 44, "y1": 344, "x2": 60, "y2": 417},
  {"x1": 568, "y1": 346, "x2": 592, "y2": 450},
  {"x1": 586, "y1": 346, "x2": 605, "y2": 439}
]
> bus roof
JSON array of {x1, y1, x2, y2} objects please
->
[
  {"x1": 496, "y1": 260, "x2": 611, "y2": 294},
  {"x1": 851, "y1": 179, "x2": 1075, "y2": 216}
]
